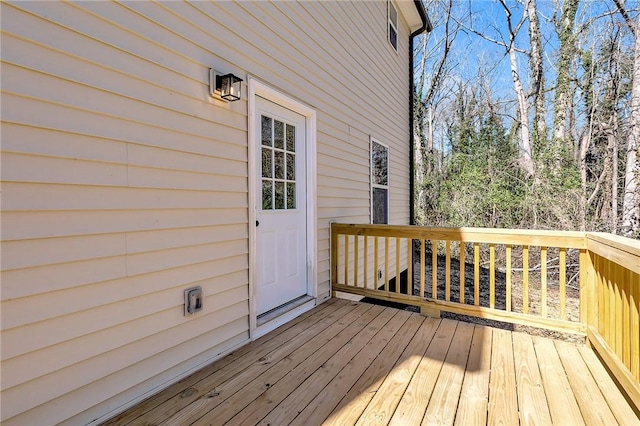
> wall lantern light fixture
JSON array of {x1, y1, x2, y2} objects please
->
[{"x1": 209, "y1": 69, "x2": 243, "y2": 102}]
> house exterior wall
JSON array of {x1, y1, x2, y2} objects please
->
[{"x1": 0, "y1": 1, "x2": 416, "y2": 424}]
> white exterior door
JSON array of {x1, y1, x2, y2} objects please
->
[{"x1": 255, "y1": 96, "x2": 308, "y2": 315}]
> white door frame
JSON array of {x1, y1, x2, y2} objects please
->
[{"x1": 247, "y1": 77, "x2": 317, "y2": 339}]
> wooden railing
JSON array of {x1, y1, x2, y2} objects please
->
[
  {"x1": 330, "y1": 223, "x2": 640, "y2": 412},
  {"x1": 584, "y1": 232, "x2": 640, "y2": 411}
]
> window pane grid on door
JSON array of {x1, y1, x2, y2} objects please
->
[{"x1": 261, "y1": 115, "x2": 297, "y2": 210}]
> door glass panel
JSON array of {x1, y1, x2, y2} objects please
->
[
  {"x1": 286, "y1": 124, "x2": 295, "y2": 152},
  {"x1": 287, "y1": 182, "x2": 296, "y2": 209},
  {"x1": 274, "y1": 120, "x2": 284, "y2": 149},
  {"x1": 262, "y1": 180, "x2": 273, "y2": 209},
  {"x1": 286, "y1": 153, "x2": 295, "y2": 180},
  {"x1": 262, "y1": 148, "x2": 272, "y2": 178},
  {"x1": 260, "y1": 114, "x2": 297, "y2": 211},
  {"x1": 274, "y1": 181, "x2": 285, "y2": 209},
  {"x1": 274, "y1": 151, "x2": 284, "y2": 180},
  {"x1": 261, "y1": 116, "x2": 272, "y2": 146}
]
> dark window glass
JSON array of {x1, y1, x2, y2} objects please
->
[
  {"x1": 261, "y1": 116, "x2": 272, "y2": 146},
  {"x1": 373, "y1": 187, "x2": 388, "y2": 224},
  {"x1": 372, "y1": 142, "x2": 388, "y2": 185}
]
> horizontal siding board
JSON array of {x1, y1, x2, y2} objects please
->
[
  {"x1": 2, "y1": 283, "x2": 248, "y2": 391},
  {"x1": 0, "y1": 6, "x2": 209, "y2": 107},
  {"x1": 2, "y1": 65, "x2": 245, "y2": 142},
  {"x1": 126, "y1": 239, "x2": 248, "y2": 276},
  {"x1": 0, "y1": 35, "x2": 246, "y2": 130},
  {"x1": 1, "y1": 239, "x2": 247, "y2": 301},
  {"x1": 2, "y1": 208, "x2": 247, "y2": 241},
  {"x1": 126, "y1": 224, "x2": 248, "y2": 254},
  {"x1": 1, "y1": 182, "x2": 247, "y2": 211},
  {"x1": 127, "y1": 144, "x2": 246, "y2": 176},
  {"x1": 2, "y1": 310, "x2": 248, "y2": 424},
  {"x1": 1, "y1": 152, "x2": 127, "y2": 187},
  {"x1": 2, "y1": 94, "x2": 248, "y2": 159},
  {"x1": 1, "y1": 233, "x2": 127, "y2": 271},
  {"x1": 2, "y1": 256, "x2": 248, "y2": 329},
  {"x1": 1, "y1": 256, "x2": 128, "y2": 301},
  {"x1": 127, "y1": 166, "x2": 247, "y2": 192},
  {"x1": 62, "y1": 330, "x2": 249, "y2": 426},
  {"x1": 8, "y1": 1, "x2": 202, "y2": 83},
  {"x1": 1, "y1": 122, "x2": 128, "y2": 164}
]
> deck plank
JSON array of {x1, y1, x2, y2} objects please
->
[
  {"x1": 577, "y1": 346, "x2": 640, "y2": 425},
  {"x1": 454, "y1": 325, "x2": 492, "y2": 426},
  {"x1": 320, "y1": 314, "x2": 427, "y2": 426},
  {"x1": 221, "y1": 304, "x2": 390, "y2": 426},
  {"x1": 287, "y1": 309, "x2": 413, "y2": 425},
  {"x1": 254, "y1": 307, "x2": 402, "y2": 425},
  {"x1": 106, "y1": 298, "x2": 340, "y2": 425},
  {"x1": 354, "y1": 317, "x2": 441, "y2": 425},
  {"x1": 555, "y1": 340, "x2": 619, "y2": 425},
  {"x1": 420, "y1": 321, "x2": 475, "y2": 425},
  {"x1": 191, "y1": 303, "x2": 383, "y2": 426},
  {"x1": 512, "y1": 332, "x2": 552, "y2": 425},
  {"x1": 487, "y1": 328, "x2": 519, "y2": 425},
  {"x1": 387, "y1": 319, "x2": 460, "y2": 425},
  {"x1": 102, "y1": 299, "x2": 638, "y2": 426},
  {"x1": 159, "y1": 302, "x2": 373, "y2": 425},
  {"x1": 533, "y1": 336, "x2": 585, "y2": 425}
]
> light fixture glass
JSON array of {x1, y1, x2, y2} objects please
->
[{"x1": 213, "y1": 72, "x2": 242, "y2": 101}]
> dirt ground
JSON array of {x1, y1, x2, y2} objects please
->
[{"x1": 405, "y1": 252, "x2": 584, "y2": 343}]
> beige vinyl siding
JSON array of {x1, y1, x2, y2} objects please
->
[{"x1": 0, "y1": 0, "x2": 415, "y2": 424}]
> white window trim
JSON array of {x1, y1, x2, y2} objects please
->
[
  {"x1": 388, "y1": 0, "x2": 399, "y2": 52},
  {"x1": 370, "y1": 137, "x2": 390, "y2": 224}
]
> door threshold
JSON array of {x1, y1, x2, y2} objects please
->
[{"x1": 254, "y1": 295, "x2": 315, "y2": 339}]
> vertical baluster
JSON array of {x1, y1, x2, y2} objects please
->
[
  {"x1": 523, "y1": 245, "x2": 529, "y2": 314},
  {"x1": 432, "y1": 240, "x2": 438, "y2": 299},
  {"x1": 420, "y1": 239, "x2": 425, "y2": 299},
  {"x1": 604, "y1": 257, "x2": 611, "y2": 346},
  {"x1": 353, "y1": 235, "x2": 359, "y2": 288},
  {"x1": 407, "y1": 238, "x2": 412, "y2": 295},
  {"x1": 489, "y1": 244, "x2": 495, "y2": 309},
  {"x1": 445, "y1": 241, "x2": 451, "y2": 301},
  {"x1": 631, "y1": 269, "x2": 639, "y2": 380},
  {"x1": 363, "y1": 236, "x2": 368, "y2": 289},
  {"x1": 506, "y1": 245, "x2": 512, "y2": 312},
  {"x1": 384, "y1": 237, "x2": 389, "y2": 292},
  {"x1": 459, "y1": 242, "x2": 465, "y2": 304},
  {"x1": 343, "y1": 234, "x2": 349, "y2": 286},
  {"x1": 331, "y1": 227, "x2": 338, "y2": 289},
  {"x1": 622, "y1": 266, "x2": 630, "y2": 370},
  {"x1": 474, "y1": 242, "x2": 480, "y2": 306},
  {"x1": 541, "y1": 246, "x2": 547, "y2": 317},
  {"x1": 598, "y1": 254, "x2": 606, "y2": 336},
  {"x1": 559, "y1": 248, "x2": 566, "y2": 320},
  {"x1": 395, "y1": 238, "x2": 401, "y2": 294},
  {"x1": 608, "y1": 259, "x2": 615, "y2": 350},
  {"x1": 614, "y1": 262, "x2": 623, "y2": 359},
  {"x1": 374, "y1": 236, "x2": 379, "y2": 290}
]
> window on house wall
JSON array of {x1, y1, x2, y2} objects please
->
[
  {"x1": 371, "y1": 140, "x2": 389, "y2": 224},
  {"x1": 388, "y1": 1, "x2": 398, "y2": 51}
]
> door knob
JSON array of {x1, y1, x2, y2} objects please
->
[{"x1": 256, "y1": 220, "x2": 260, "y2": 227}]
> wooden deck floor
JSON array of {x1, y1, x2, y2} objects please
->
[{"x1": 104, "y1": 298, "x2": 639, "y2": 425}]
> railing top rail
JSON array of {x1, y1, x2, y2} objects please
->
[
  {"x1": 331, "y1": 223, "x2": 587, "y2": 249},
  {"x1": 586, "y1": 232, "x2": 640, "y2": 275}
]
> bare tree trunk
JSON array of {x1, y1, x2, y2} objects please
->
[
  {"x1": 502, "y1": 2, "x2": 535, "y2": 178},
  {"x1": 526, "y1": 0, "x2": 546, "y2": 149},
  {"x1": 621, "y1": 13, "x2": 640, "y2": 237},
  {"x1": 611, "y1": 117, "x2": 619, "y2": 233},
  {"x1": 552, "y1": 0, "x2": 579, "y2": 172}
]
